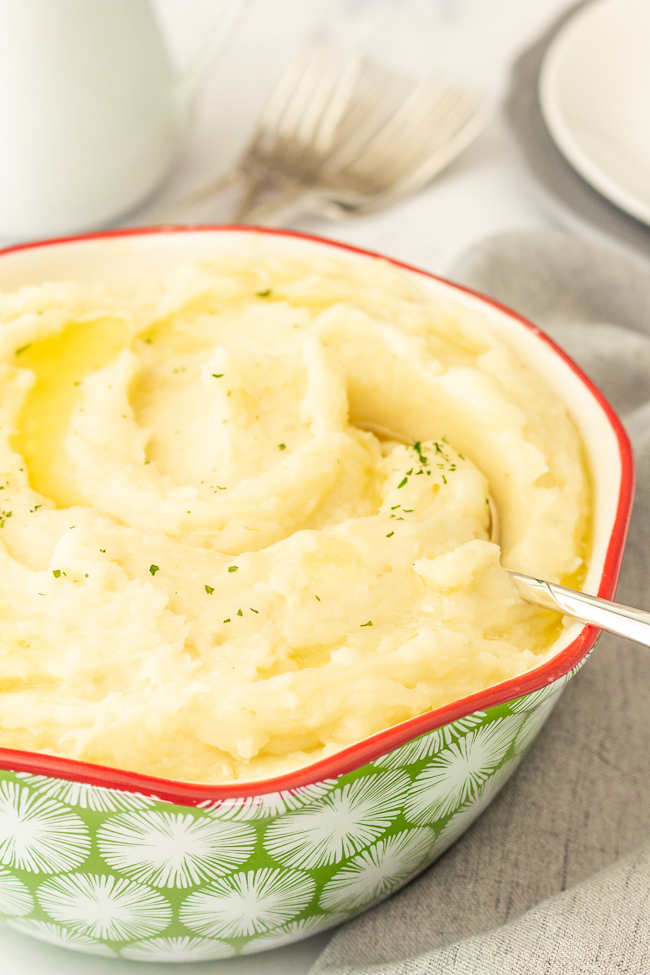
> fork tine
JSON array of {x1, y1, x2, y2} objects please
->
[
  {"x1": 321, "y1": 67, "x2": 412, "y2": 175},
  {"x1": 309, "y1": 54, "x2": 363, "y2": 154},
  {"x1": 376, "y1": 94, "x2": 480, "y2": 182},
  {"x1": 290, "y1": 50, "x2": 350, "y2": 146},
  {"x1": 235, "y1": 44, "x2": 342, "y2": 210},
  {"x1": 256, "y1": 43, "x2": 318, "y2": 137},
  {"x1": 255, "y1": 52, "x2": 307, "y2": 140},
  {"x1": 352, "y1": 82, "x2": 474, "y2": 161},
  {"x1": 347, "y1": 109, "x2": 491, "y2": 213},
  {"x1": 329, "y1": 65, "x2": 418, "y2": 150},
  {"x1": 254, "y1": 43, "x2": 341, "y2": 166},
  {"x1": 232, "y1": 44, "x2": 357, "y2": 220},
  {"x1": 277, "y1": 47, "x2": 351, "y2": 134},
  {"x1": 254, "y1": 47, "x2": 363, "y2": 169},
  {"x1": 273, "y1": 47, "x2": 333, "y2": 142},
  {"x1": 335, "y1": 80, "x2": 479, "y2": 190}
]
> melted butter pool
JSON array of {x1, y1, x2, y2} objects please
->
[{"x1": 11, "y1": 317, "x2": 129, "y2": 507}]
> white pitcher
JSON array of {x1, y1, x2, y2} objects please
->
[{"x1": 0, "y1": 0, "x2": 248, "y2": 239}]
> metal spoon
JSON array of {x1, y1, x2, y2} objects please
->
[
  {"x1": 356, "y1": 422, "x2": 650, "y2": 646},
  {"x1": 506, "y1": 572, "x2": 650, "y2": 646}
]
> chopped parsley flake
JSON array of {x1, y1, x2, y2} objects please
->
[
  {"x1": 315, "y1": 595, "x2": 320, "y2": 601},
  {"x1": 52, "y1": 569, "x2": 61, "y2": 578},
  {"x1": 386, "y1": 531, "x2": 394, "y2": 537},
  {"x1": 100, "y1": 549, "x2": 105, "y2": 553},
  {"x1": 205, "y1": 585, "x2": 214, "y2": 595},
  {"x1": 412, "y1": 441, "x2": 429, "y2": 466},
  {"x1": 256, "y1": 289, "x2": 272, "y2": 297},
  {"x1": 29, "y1": 505, "x2": 42, "y2": 513},
  {"x1": 250, "y1": 607, "x2": 258, "y2": 613},
  {"x1": 15, "y1": 344, "x2": 31, "y2": 356},
  {"x1": 278, "y1": 443, "x2": 286, "y2": 451},
  {"x1": 360, "y1": 620, "x2": 373, "y2": 627},
  {"x1": 391, "y1": 505, "x2": 400, "y2": 510},
  {"x1": 212, "y1": 373, "x2": 224, "y2": 378},
  {"x1": 237, "y1": 609, "x2": 243, "y2": 616},
  {"x1": 397, "y1": 477, "x2": 408, "y2": 489},
  {"x1": 403, "y1": 440, "x2": 458, "y2": 486},
  {"x1": 149, "y1": 564, "x2": 159, "y2": 576},
  {"x1": 228, "y1": 566, "x2": 238, "y2": 573},
  {"x1": 0, "y1": 510, "x2": 12, "y2": 527},
  {"x1": 223, "y1": 618, "x2": 231, "y2": 623}
]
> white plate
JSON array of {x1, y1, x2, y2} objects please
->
[{"x1": 539, "y1": 0, "x2": 650, "y2": 226}]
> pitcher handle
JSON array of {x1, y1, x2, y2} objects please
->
[{"x1": 176, "y1": 0, "x2": 251, "y2": 111}]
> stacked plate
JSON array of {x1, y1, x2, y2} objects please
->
[{"x1": 506, "y1": 0, "x2": 650, "y2": 259}]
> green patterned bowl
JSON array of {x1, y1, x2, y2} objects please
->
[{"x1": 0, "y1": 227, "x2": 633, "y2": 963}]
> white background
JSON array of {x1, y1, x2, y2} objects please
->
[
  {"x1": 143, "y1": 0, "x2": 573, "y2": 276},
  {"x1": 1, "y1": 1, "x2": 580, "y2": 972}
]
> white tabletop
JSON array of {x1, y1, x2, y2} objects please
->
[
  {"x1": 140, "y1": 0, "x2": 574, "y2": 278},
  {"x1": 1, "y1": 1, "x2": 580, "y2": 972}
]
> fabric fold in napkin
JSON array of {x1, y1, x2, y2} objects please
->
[{"x1": 310, "y1": 230, "x2": 650, "y2": 975}]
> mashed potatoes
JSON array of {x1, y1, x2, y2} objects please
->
[{"x1": 0, "y1": 250, "x2": 588, "y2": 782}]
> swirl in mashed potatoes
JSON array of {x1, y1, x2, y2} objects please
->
[{"x1": 0, "y1": 250, "x2": 588, "y2": 782}]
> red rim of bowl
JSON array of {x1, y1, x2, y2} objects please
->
[{"x1": 0, "y1": 224, "x2": 635, "y2": 805}]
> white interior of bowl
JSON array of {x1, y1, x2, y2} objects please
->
[{"x1": 0, "y1": 229, "x2": 624, "y2": 668}]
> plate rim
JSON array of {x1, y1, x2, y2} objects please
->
[{"x1": 539, "y1": 0, "x2": 650, "y2": 227}]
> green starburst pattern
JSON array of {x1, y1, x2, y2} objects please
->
[{"x1": 0, "y1": 658, "x2": 586, "y2": 962}]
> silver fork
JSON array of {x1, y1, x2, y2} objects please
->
[{"x1": 166, "y1": 43, "x2": 490, "y2": 226}]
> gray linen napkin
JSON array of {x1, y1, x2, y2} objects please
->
[{"x1": 310, "y1": 230, "x2": 650, "y2": 975}]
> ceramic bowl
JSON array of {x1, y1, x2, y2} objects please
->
[{"x1": 0, "y1": 227, "x2": 633, "y2": 963}]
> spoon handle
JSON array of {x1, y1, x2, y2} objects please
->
[{"x1": 508, "y1": 570, "x2": 650, "y2": 647}]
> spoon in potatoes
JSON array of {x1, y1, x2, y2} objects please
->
[{"x1": 356, "y1": 421, "x2": 650, "y2": 648}]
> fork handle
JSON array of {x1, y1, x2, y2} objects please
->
[
  {"x1": 148, "y1": 168, "x2": 243, "y2": 224},
  {"x1": 233, "y1": 180, "x2": 314, "y2": 225},
  {"x1": 154, "y1": 171, "x2": 308, "y2": 227},
  {"x1": 509, "y1": 570, "x2": 650, "y2": 647}
]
